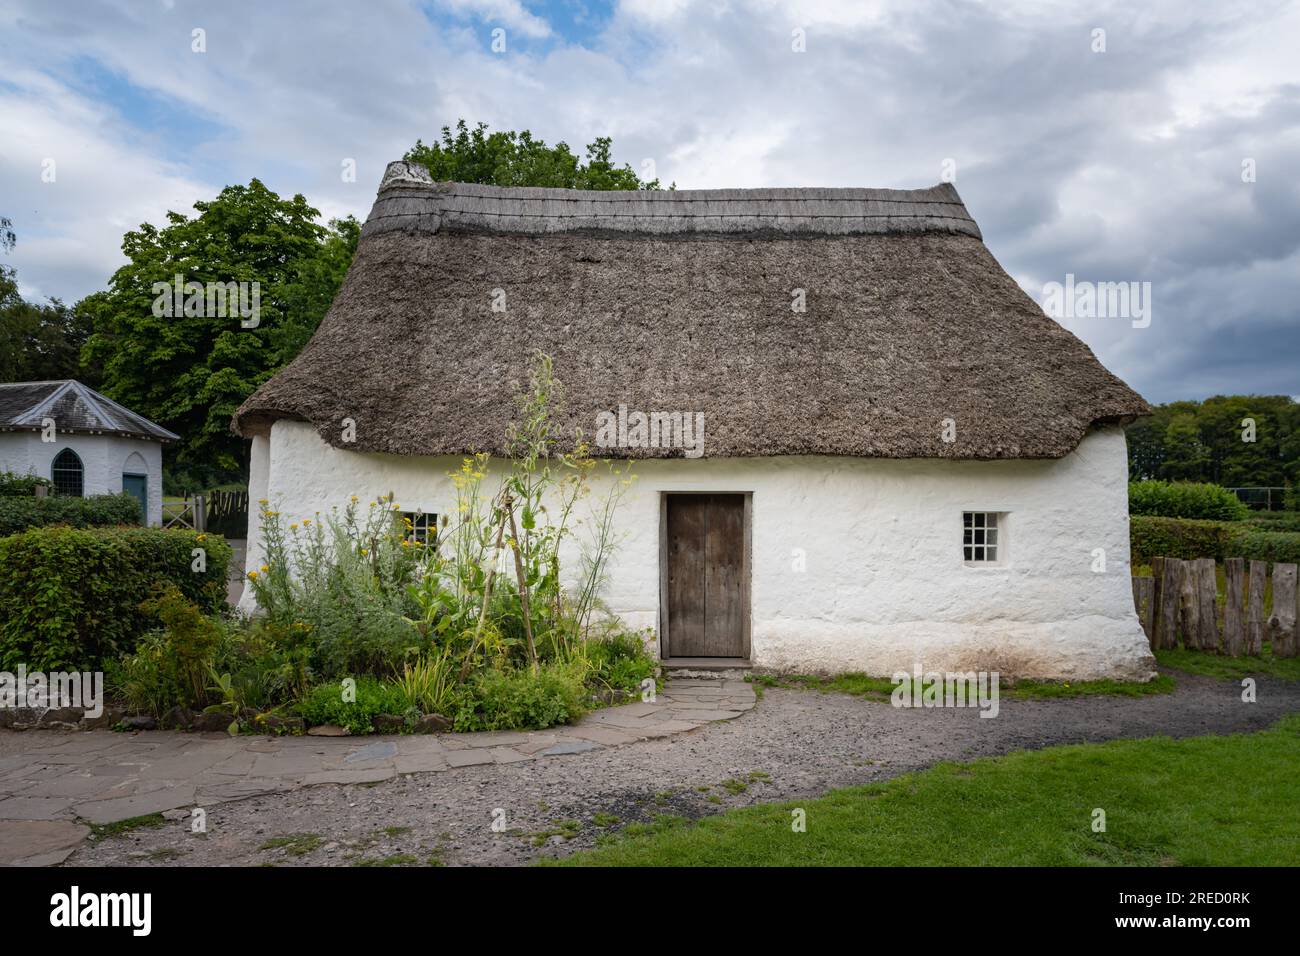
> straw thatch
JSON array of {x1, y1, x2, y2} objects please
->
[{"x1": 234, "y1": 161, "x2": 1148, "y2": 459}]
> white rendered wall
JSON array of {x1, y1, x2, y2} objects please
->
[
  {"x1": 240, "y1": 419, "x2": 1156, "y2": 681},
  {"x1": 0, "y1": 431, "x2": 164, "y2": 525}
]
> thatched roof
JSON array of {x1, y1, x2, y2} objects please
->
[{"x1": 234, "y1": 161, "x2": 1149, "y2": 460}]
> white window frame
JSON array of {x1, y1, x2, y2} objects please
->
[
  {"x1": 962, "y1": 511, "x2": 1005, "y2": 565},
  {"x1": 400, "y1": 511, "x2": 437, "y2": 546}
]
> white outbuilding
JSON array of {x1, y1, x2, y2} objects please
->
[
  {"x1": 233, "y1": 161, "x2": 1156, "y2": 681},
  {"x1": 0, "y1": 380, "x2": 176, "y2": 526}
]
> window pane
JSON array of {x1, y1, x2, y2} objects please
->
[
  {"x1": 986, "y1": 546, "x2": 997, "y2": 561},
  {"x1": 963, "y1": 546, "x2": 973, "y2": 560},
  {"x1": 52, "y1": 449, "x2": 83, "y2": 497},
  {"x1": 987, "y1": 513, "x2": 998, "y2": 528},
  {"x1": 986, "y1": 529, "x2": 998, "y2": 545}
]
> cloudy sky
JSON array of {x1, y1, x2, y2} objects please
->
[{"x1": 2, "y1": 0, "x2": 1297, "y2": 403}]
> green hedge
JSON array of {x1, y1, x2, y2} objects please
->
[
  {"x1": 1130, "y1": 515, "x2": 1300, "y2": 565},
  {"x1": 1128, "y1": 480, "x2": 1250, "y2": 521},
  {"x1": 1247, "y1": 511, "x2": 1300, "y2": 533},
  {"x1": 0, "y1": 493, "x2": 141, "y2": 536},
  {"x1": 0, "y1": 526, "x2": 232, "y2": 671}
]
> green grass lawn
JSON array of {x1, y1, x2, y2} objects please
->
[
  {"x1": 748, "y1": 671, "x2": 1175, "y2": 702},
  {"x1": 1155, "y1": 644, "x2": 1300, "y2": 682},
  {"x1": 547, "y1": 715, "x2": 1300, "y2": 867}
]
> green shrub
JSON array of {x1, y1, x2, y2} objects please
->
[
  {"x1": 452, "y1": 661, "x2": 587, "y2": 732},
  {"x1": 1232, "y1": 528, "x2": 1300, "y2": 565},
  {"x1": 0, "y1": 471, "x2": 52, "y2": 497},
  {"x1": 1129, "y1": 516, "x2": 1238, "y2": 563},
  {"x1": 1128, "y1": 481, "x2": 1250, "y2": 521},
  {"x1": 584, "y1": 626, "x2": 657, "y2": 693},
  {"x1": 1130, "y1": 515, "x2": 1300, "y2": 565},
  {"x1": 105, "y1": 633, "x2": 187, "y2": 718},
  {"x1": 0, "y1": 526, "x2": 231, "y2": 670},
  {"x1": 0, "y1": 492, "x2": 141, "y2": 535},
  {"x1": 247, "y1": 497, "x2": 425, "y2": 679},
  {"x1": 1246, "y1": 511, "x2": 1300, "y2": 533},
  {"x1": 295, "y1": 678, "x2": 410, "y2": 734}
]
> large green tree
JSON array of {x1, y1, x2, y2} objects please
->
[
  {"x1": 81, "y1": 181, "x2": 359, "y2": 486},
  {"x1": 406, "y1": 120, "x2": 664, "y2": 190},
  {"x1": 1126, "y1": 395, "x2": 1300, "y2": 493}
]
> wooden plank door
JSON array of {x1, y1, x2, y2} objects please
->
[{"x1": 665, "y1": 494, "x2": 747, "y2": 658}]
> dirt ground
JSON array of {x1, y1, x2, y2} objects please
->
[{"x1": 60, "y1": 668, "x2": 1297, "y2": 867}]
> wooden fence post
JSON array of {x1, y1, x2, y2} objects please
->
[
  {"x1": 1223, "y1": 558, "x2": 1246, "y2": 657},
  {"x1": 1270, "y1": 563, "x2": 1298, "y2": 658},
  {"x1": 1196, "y1": 558, "x2": 1219, "y2": 652},
  {"x1": 1246, "y1": 560, "x2": 1268, "y2": 656},
  {"x1": 1158, "y1": 558, "x2": 1182, "y2": 651},
  {"x1": 1132, "y1": 576, "x2": 1155, "y2": 648},
  {"x1": 1178, "y1": 560, "x2": 1200, "y2": 649}
]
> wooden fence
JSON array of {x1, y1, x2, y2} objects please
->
[
  {"x1": 204, "y1": 489, "x2": 248, "y2": 537},
  {"x1": 1132, "y1": 557, "x2": 1298, "y2": 657},
  {"x1": 162, "y1": 494, "x2": 206, "y2": 532}
]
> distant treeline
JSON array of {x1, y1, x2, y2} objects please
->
[{"x1": 1126, "y1": 395, "x2": 1300, "y2": 489}]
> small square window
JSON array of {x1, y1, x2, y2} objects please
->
[
  {"x1": 399, "y1": 511, "x2": 437, "y2": 546},
  {"x1": 962, "y1": 512, "x2": 1003, "y2": 564}
]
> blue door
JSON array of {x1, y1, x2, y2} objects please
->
[{"x1": 123, "y1": 473, "x2": 147, "y2": 525}]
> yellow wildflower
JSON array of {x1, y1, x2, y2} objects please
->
[
  {"x1": 260, "y1": 565, "x2": 269, "y2": 573},
  {"x1": 302, "y1": 519, "x2": 311, "y2": 526},
  {"x1": 247, "y1": 570, "x2": 258, "y2": 579}
]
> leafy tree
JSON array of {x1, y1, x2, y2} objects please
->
[
  {"x1": 406, "y1": 120, "x2": 664, "y2": 190},
  {"x1": 81, "y1": 181, "x2": 359, "y2": 485},
  {"x1": 1126, "y1": 396, "x2": 1300, "y2": 503}
]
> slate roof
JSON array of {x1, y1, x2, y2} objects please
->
[{"x1": 0, "y1": 381, "x2": 178, "y2": 442}]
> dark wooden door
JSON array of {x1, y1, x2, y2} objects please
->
[{"x1": 665, "y1": 494, "x2": 747, "y2": 658}]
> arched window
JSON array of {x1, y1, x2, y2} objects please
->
[{"x1": 51, "y1": 448, "x2": 84, "y2": 497}]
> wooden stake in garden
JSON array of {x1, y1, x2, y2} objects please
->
[
  {"x1": 1270, "y1": 563, "x2": 1298, "y2": 658},
  {"x1": 462, "y1": 495, "x2": 511, "y2": 681},
  {"x1": 1246, "y1": 560, "x2": 1268, "y2": 657},
  {"x1": 1196, "y1": 557, "x2": 1219, "y2": 652},
  {"x1": 505, "y1": 495, "x2": 541, "y2": 675},
  {"x1": 1222, "y1": 558, "x2": 1246, "y2": 657}
]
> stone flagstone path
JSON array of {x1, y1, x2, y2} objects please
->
[{"x1": 0, "y1": 678, "x2": 754, "y2": 866}]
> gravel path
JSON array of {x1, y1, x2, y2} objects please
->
[{"x1": 67, "y1": 669, "x2": 1300, "y2": 867}]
